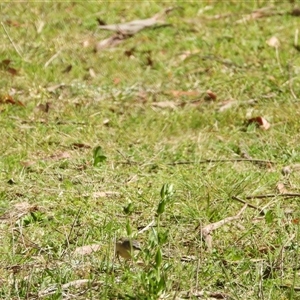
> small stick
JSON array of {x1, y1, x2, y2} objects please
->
[
  {"x1": 138, "y1": 219, "x2": 155, "y2": 234},
  {"x1": 1, "y1": 21, "x2": 23, "y2": 58},
  {"x1": 201, "y1": 204, "x2": 247, "y2": 251},
  {"x1": 232, "y1": 196, "x2": 265, "y2": 215},
  {"x1": 44, "y1": 50, "x2": 61, "y2": 68},
  {"x1": 275, "y1": 46, "x2": 283, "y2": 74},
  {"x1": 184, "y1": 290, "x2": 228, "y2": 299},
  {"x1": 295, "y1": 28, "x2": 299, "y2": 49},
  {"x1": 258, "y1": 262, "x2": 264, "y2": 299},
  {"x1": 245, "y1": 193, "x2": 300, "y2": 199},
  {"x1": 195, "y1": 258, "x2": 200, "y2": 291},
  {"x1": 118, "y1": 158, "x2": 275, "y2": 166},
  {"x1": 168, "y1": 158, "x2": 275, "y2": 165},
  {"x1": 64, "y1": 207, "x2": 82, "y2": 249}
]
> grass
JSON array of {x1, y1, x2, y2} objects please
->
[{"x1": 1, "y1": 1, "x2": 300, "y2": 299}]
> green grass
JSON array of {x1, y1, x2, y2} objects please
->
[{"x1": 1, "y1": 1, "x2": 300, "y2": 299}]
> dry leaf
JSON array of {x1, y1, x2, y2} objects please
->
[
  {"x1": 95, "y1": 7, "x2": 173, "y2": 51},
  {"x1": 5, "y1": 20, "x2": 21, "y2": 27},
  {"x1": 282, "y1": 165, "x2": 292, "y2": 176},
  {"x1": 95, "y1": 33, "x2": 130, "y2": 51},
  {"x1": 291, "y1": 8, "x2": 300, "y2": 16},
  {"x1": 62, "y1": 279, "x2": 92, "y2": 289},
  {"x1": 113, "y1": 77, "x2": 121, "y2": 85},
  {"x1": 124, "y1": 47, "x2": 136, "y2": 57},
  {"x1": 92, "y1": 191, "x2": 120, "y2": 198},
  {"x1": 89, "y1": 68, "x2": 96, "y2": 78},
  {"x1": 291, "y1": 164, "x2": 300, "y2": 171},
  {"x1": 0, "y1": 59, "x2": 11, "y2": 67},
  {"x1": 6, "y1": 67, "x2": 18, "y2": 76},
  {"x1": 7, "y1": 178, "x2": 16, "y2": 185},
  {"x1": 74, "y1": 244, "x2": 101, "y2": 255},
  {"x1": 181, "y1": 291, "x2": 228, "y2": 299},
  {"x1": 236, "y1": 6, "x2": 278, "y2": 24},
  {"x1": 71, "y1": 143, "x2": 91, "y2": 149},
  {"x1": 152, "y1": 101, "x2": 178, "y2": 109},
  {"x1": 39, "y1": 279, "x2": 96, "y2": 298},
  {"x1": 218, "y1": 100, "x2": 237, "y2": 112},
  {"x1": 97, "y1": 18, "x2": 106, "y2": 26},
  {"x1": 186, "y1": 100, "x2": 203, "y2": 107},
  {"x1": 169, "y1": 90, "x2": 199, "y2": 97},
  {"x1": 36, "y1": 102, "x2": 51, "y2": 113},
  {"x1": 62, "y1": 65, "x2": 72, "y2": 73},
  {"x1": 103, "y1": 118, "x2": 110, "y2": 125},
  {"x1": 98, "y1": 14, "x2": 166, "y2": 35},
  {"x1": 83, "y1": 39, "x2": 91, "y2": 48},
  {"x1": 20, "y1": 160, "x2": 36, "y2": 167},
  {"x1": 0, "y1": 95, "x2": 25, "y2": 106},
  {"x1": 200, "y1": 204, "x2": 247, "y2": 252},
  {"x1": 46, "y1": 83, "x2": 65, "y2": 93},
  {"x1": 0, "y1": 201, "x2": 39, "y2": 222},
  {"x1": 282, "y1": 164, "x2": 300, "y2": 176},
  {"x1": 205, "y1": 89, "x2": 217, "y2": 101},
  {"x1": 204, "y1": 12, "x2": 233, "y2": 20},
  {"x1": 276, "y1": 182, "x2": 288, "y2": 194},
  {"x1": 0, "y1": 59, "x2": 19, "y2": 76},
  {"x1": 218, "y1": 99, "x2": 257, "y2": 112},
  {"x1": 47, "y1": 152, "x2": 71, "y2": 161},
  {"x1": 266, "y1": 36, "x2": 280, "y2": 48},
  {"x1": 178, "y1": 50, "x2": 200, "y2": 61},
  {"x1": 248, "y1": 116, "x2": 271, "y2": 130}
]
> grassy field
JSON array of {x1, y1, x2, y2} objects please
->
[{"x1": 1, "y1": 1, "x2": 300, "y2": 299}]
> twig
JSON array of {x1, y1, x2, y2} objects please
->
[
  {"x1": 44, "y1": 50, "x2": 61, "y2": 68},
  {"x1": 245, "y1": 193, "x2": 300, "y2": 199},
  {"x1": 276, "y1": 234, "x2": 296, "y2": 278},
  {"x1": 117, "y1": 158, "x2": 275, "y2": 167},
  {"x1": 1, "y1": 21, "x2": 23, "y2": 58},
  {"x1": 232, "y1": 196, "x2": 265, "y2": 215},
  {"x1": 138, "y1": 219, "x2": 155, "y2": 234},
  {"x1": 235, "y1": 6, "x2": 282, "y2": 24},
  {"x1": 168, "y1": 158, "x2": 275, "y2": 166},
  {"x1": 195, "y1": 258, "x2": 200, "y2": 291},
  {"x1": 116, "y1": 149, "x2": 135, "y2": 165},
  {"x1": 63, "y1": 207, "x2": 82, "y2": 250},
  {"x1": 275, "y1": 46, "x2": 283, "y2": 74},
  {"x1": 258, "y1": 262, "x2": 264, "y2": 299},
  {"x1": 200, "y1": 204, "x2": 247, "y2": 252},
  {"x1": 202, "y1": 12, "x2": 234, "y2": 20},
  {"x1": 181, "y1": 290, "x2": 228, "y2": 299}
]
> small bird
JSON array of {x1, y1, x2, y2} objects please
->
[{"x1": 115, "y1": 237, "x2": 141, "y2": 260}]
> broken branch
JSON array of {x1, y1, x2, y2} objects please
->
[
  {"x1": 245, "y1": 193, "x2": 300, "y2": 199},
  {"x1": 200, "y1": 204, "x2": 247, "y2": 252},
  {"x1": 168, "y1": 158, "x2": 275, "y2": 166},
  {"x1": 232, "y1": 196, "x2": 265, "y2": 215}
]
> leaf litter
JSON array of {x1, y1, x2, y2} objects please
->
[
  {"x1": 266, "y1": 36, "x2": 280, "y2": 48},
  {"x1": 73, "y1": 244, "x2": 102, "y2": 256},
  {"x1": 0, "y1": 94, "x2": 25, "y2": 107},
  {"x1": 95, "y1": 7, "x2": 175, "y2": 51},
  {"x1": 199, "y1": 204, "x2": 247, "y2": 252},
  {"x1": 0, "y1": 202, "x2": 39, "y2": 223},
  {"x1": 247, "y1": 116, "x2": 271, "y2": 130},
  {"x1": 235, "y1": 6, "x2": 283, "y2": 24}
]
